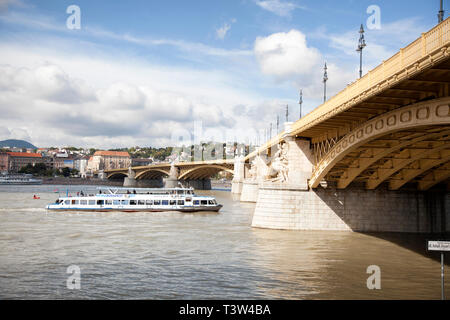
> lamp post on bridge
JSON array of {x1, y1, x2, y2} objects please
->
[
  {"x1": 356, "y1": 24, "x2": 366, "y2": 79},
  {"x1": 299, "y1": 89, "x2": 303, "y2": 119},
  {"x1": 276, "y1": 115, "x2": 279, "y2": 133},
  {"x1": 438, "y1": 0, "x2": 444, "y2": 23},
  {"x1": 323, "y1": 62, "x2": 328, "y2": 103},
  {"x1": 286, "y1": 104, "x2": 289, "y2": 122}
]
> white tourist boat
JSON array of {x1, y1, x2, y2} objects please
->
[
  {"x1": 45, "y1": 187, "x2": 223, "y2": 212},
  {"x1": 0, "y1": 173, "x2": 43, "y2": 185}
]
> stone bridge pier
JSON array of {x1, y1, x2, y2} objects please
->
[{"x1": 249, "y1": 122, "x2": 450, "y2": 233}]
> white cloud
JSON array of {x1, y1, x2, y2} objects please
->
[
  {"x1": 254, "y1": 0, "x2": 303, "y2": 17},
  {"x1": 254, "y1": 29, "x2": 321, "y2": 80},
  {"x1": 0, "y1": 47, "x2": 276, "y2": 148},
  {"x1": 254, "y1": 29, "x2": 355, "y2": 103},
  {"x1": 216, "y1": 23, "x2": 231, "y2": 40}
]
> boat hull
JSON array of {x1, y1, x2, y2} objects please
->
[{"x1": 45, "y1": 205, "x2": 223, "y2": 213}]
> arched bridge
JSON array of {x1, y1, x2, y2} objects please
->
[
  {"x1": 244, "y1": 17, "x2": 450, "y2": 191},
  {"x1": 103, "y1": 159, "x2": 234, "y2": 189}
]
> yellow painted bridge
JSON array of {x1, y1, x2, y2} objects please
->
[{"x1": 105, "y1": 18, "x2": 450, "y2": 191}]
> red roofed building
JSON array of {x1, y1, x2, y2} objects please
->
[
  {"x1": 0, "y1": 152, "x2": 44, "y2": 173},
  {"x1": 87, "y1": 150, "x2": 131, "y2": 171}
]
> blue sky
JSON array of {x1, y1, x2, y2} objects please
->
[{"x1": 0, "y1": 0, "x2": 446, "y2": 148}]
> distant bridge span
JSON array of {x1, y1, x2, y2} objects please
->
[{"x1": 104, "y1": 160, "x2": 234, "y2": 182}]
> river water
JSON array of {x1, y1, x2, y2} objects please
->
[{"x1": 0, "y1": 184, "x2": 448, "y2": 299}]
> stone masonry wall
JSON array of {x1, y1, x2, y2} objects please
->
[
  {"x1": 252, "y1": 184, "x2": 449, "y2": 233},
  {"x1": 240, "y1": 180, "x2": 259, "y2": 202}
]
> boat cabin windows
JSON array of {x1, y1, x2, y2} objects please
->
[
  {"x1": 89, "y1": 200, "x2": 95, "y2": 205},
  {"x1": 193, "y1": 200, "x2": 200, "y2": 205},
  {"x1": 208, "y1": 200, "x2": 216, "y2": 205},
  {"x1": 105, "y1": 200, "x2": 112, "y2": 205},
  {"x1": 113, "y1": 200, "x2": 120, "y2": 205},
  {"x1": 64, "y1": 200, "x2": 70, "y2": 205},
  {"x1": 130, "y1": 200, "x2": 137, "y2": 205},
  {"x1": 121, "y1": 200, "x2": 129, "y2": 205},
  {"x1": 146, "y1": 200, "x2": 153, "y2": 205},
  {"x1": 162, "y1": 200, "x2": 169, "y2": 205},
  {"x1": 80, "y1": 200, "x2": 87, "y2": 205},
  {"x1": 138, "y1": 200, "x2": 145, "y2": 205},
  {"x1": 71, "y1": 200, "x2": 79, "y2": 205},
  {"x1": 177, "y1": 200, "x2": 184, "y2": 206},
  {"x1": 97, "y1": 200, "x2": 104, "y2": 205},
  {"x1": 201, "y1": 200, "x2": 208, "y2": 205},
  {"x1": 169, "y1": 200, "x2": 176, "y2": 205},
  {"x1": 154, "y1": 200, "x2": 161, "y2": 205}
]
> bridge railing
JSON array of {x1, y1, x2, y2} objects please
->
[
  {"x1": 290, "y1": 17, "x2": 449, "y2": 134},
  {"x1": 245, "y1": 17, "x2": 450, "y2": 161}
]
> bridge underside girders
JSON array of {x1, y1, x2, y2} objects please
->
[
  {"x1": 325, "y1": 125, "x2": 450, "y2": 190},
  {"x1": 310, "y1": 95, "x2": 450, "y2": 191}
]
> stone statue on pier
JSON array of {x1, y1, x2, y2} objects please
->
[
  {"x1": 248, "y1": 160, "x2": 257, "y2": 181},
  {"x1": 269, "y1": 142, "x2": 289, "y2": 182},
  {"x1": 169, "y1": 161, "x2": 179, "y2": 179},
  {"x1": 252, "y1": 142, "x2": 289, "y2": 183},
  {"x1": 127, "y1": 166, "x2": 136, "y2": 179}
]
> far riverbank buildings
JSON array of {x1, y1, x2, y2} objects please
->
[
  {"x1": 0, "y1": 152, "x2": 44, "y2": 173},
  {"x1": 87, "y1": 151, "x2": 131, "y2": 172}
]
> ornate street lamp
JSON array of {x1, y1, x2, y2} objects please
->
[
  {"x1": 438, "y1": 0, "x2": 444, "y2": 23},
  {"x1": 298, "y1": 89, "x2": 303, "y2": 119},
  {"x1": 323, "y1": 62, "x2": 328, "y2": 103},
  {"x1": 356, "y1": 24, "x2": 366, "y2": 79}
]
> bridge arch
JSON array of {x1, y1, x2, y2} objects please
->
[
  {"x1": 309, "y1": 97, "x2": 450, "y2": 189},
  {"x1": 107, "y1": 172, "x2": 128, "y2": 179},
  {"x1": 135, "y1": 168, "x2": 169, "y2": 180},
  {"x1": 178, "y1": 165, "x2": 234, "y2": 180}
]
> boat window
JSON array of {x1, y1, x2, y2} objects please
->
[
  {"x1": 193, "y1": 200, "x2": 199, "y2": 205},
  {"x1": 80, "y1": 200, "x2": 87, "y2": 205},
  {"x1": 97, "y1": 200, "x2": 104, "y2": 205},
  {"x1": 121, "y1": 200, "x2": 129, "y2": 205},
  {"x1": 177, "y1": 200, "x2": 184, "y2": 205},
  {"x1": 138, "y1": 200, "x2": 145, "y2": 205},
  {"x1": 130, "y1": 200, "x2": 137, "y2": 205},
  {"x1": 169, "y1": 200, "x2": 176, "y2": 205},
  {"x1": 113, "y1": 200, "x2": 120, "y2": 205},
  {"x1": 208, "y1": 200, "x2": 215, "y2": 205},
  {"x1": 72, "y1": 200, "x2": 79, "y2": 205},
  {"x1": 105, "y1": 200, "x2": 113, "y2": 205},
  {"x1": 177, "y1": 190, "x2": 184, "y2": 195},
  {"x1": 154, "y1": 200, "x2": 161, "y2": 205},
  {"x1": 88, "y1": 200, "x2": 95, "y2": 205},
  {"x1": 186, "y1": 197, "x2": 192, "y2": 202},
  {"x1": 146, "y1": 200, "x2": 153, "y2": 205},
  {"x1": 162, "y1": 200, "x2": 169, "y2": 205},
  {"x1": 201, "y1": 200, "x2": 208, "y2": 205},
  {"x1": 64, "y1": 200, "x2": 70, "y2": 205}
]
